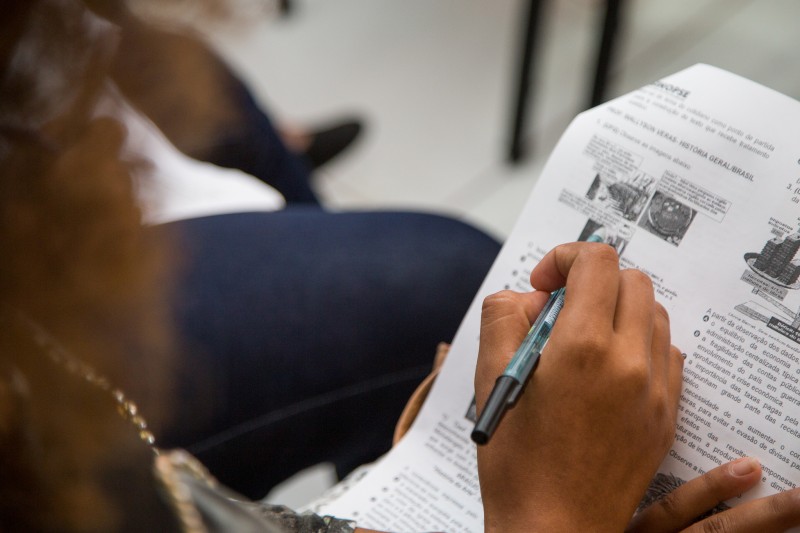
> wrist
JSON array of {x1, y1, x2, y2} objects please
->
[{"x1": 483, "y1": 500, "x2": 626, "y2": 533}]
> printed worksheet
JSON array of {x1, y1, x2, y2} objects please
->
[{"x1": 316, "y1": 64, "x2": 800, "y2": 532}]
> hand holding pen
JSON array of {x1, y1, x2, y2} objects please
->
[
  {"x1": 471, "y1": 232, "x2": 605, "y2": 445},
  {"x1": 473, "y1": 241, "x2": 684, "y2": 532}
]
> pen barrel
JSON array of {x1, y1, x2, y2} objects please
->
[
  {"x1": 504, "y1": 287, "x2": 564, "y2": 380},
  {"x1": 471, "y1": 375, "x2": 520, "y2": 445},
  {"x1": 507, "y1": 352, "x2": 540, "y2": 404}
]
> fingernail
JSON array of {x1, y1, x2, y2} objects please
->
[{"x1": 730, "y1": 456, "x2": 760, "y2": 476}]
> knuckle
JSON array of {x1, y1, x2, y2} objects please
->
[
  {"x1": 579, "y1": 243, "x2": 620, "y2": 270},
  {"x1": 622, "y1": 267, "x2": 654, "y2": 290},
  {"x1": 587, "y1": 242, "x2": 620, "y2": 261},
  {"x1": 698, "y1": 513, "x2": 735, "y2": 533},
  {"x1": 670, "y1": 345, "x2": 684, "y2": 362},
  {"x1": 482, "y1": 290, "x2": 515, "y2": 310},
  {"x1": 765, "y1": 488, "x2": 800, "y2": 518},
  {"x1": 481, "y1": 290, "x2": 521, "y2": 319},
  {"x1": 654, "y1": 301, "x2": 671, "y2": 324},
  {"x1": 616, "y1": 355, "x2": 650, "y2": 388},
  {"x1": 570, "y1": 327, "x2": 611, "y2": 358},
  {"x1": 766, "y1": 492, "x2": 785, "y2": 515}
]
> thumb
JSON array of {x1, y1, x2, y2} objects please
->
[{"x1": 626, "y1": 457, "x2": 761, "y2": 533}]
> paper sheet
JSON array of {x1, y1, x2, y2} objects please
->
[{"x1": 318, "y1": 64, "x2": 800, "y2": 532}]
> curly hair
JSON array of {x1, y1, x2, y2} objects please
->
[{"x1": 0, "y1": 1, "x2": 179, "y2": 529}]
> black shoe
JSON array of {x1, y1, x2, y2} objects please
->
[{"x1": 301, "y1": 119, "x2": 363, "y2": 169}]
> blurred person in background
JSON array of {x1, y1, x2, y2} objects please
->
[
  {"x1": 4, "y1": 0, "x2": 503, "y2": 500},
  {"x1": 85, "y1": 0, "x2": 363, "y2": 204}
]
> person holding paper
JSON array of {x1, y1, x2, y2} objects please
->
[{"x1": 3, "y1": 0, "x2": 800, "y2": 531}]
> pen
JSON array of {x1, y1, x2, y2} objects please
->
[{"x1": 471, "y1": 231, "x2": 606, "y2": 445}]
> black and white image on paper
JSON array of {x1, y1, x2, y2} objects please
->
[
  {"x1": 737, "y1": 229, "x2": 800, "y2": 344},
  {"x1": 638, "y1": 191, "x2": 696, "y2": 246},
  {"x1": 585, "y1": 171, "x2": 656, "y2": 222}
]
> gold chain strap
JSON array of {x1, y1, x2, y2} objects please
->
[{"x1": 13, "y1": 311, "x2": 158, "y2": 451}]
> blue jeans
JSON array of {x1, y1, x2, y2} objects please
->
[
  {"x1": 192, "y1": 68, "x2": 320, "y2": 205},
  {"x1": 158, "y1": 209, "x2": 500, "y2": 497},
  {"x1": 110, "y1": 20, "x2": 501, "y2": 497}
]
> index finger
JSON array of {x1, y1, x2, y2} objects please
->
[{"x1": 530, "y1": 242, "x2": 621, "y2": 331}]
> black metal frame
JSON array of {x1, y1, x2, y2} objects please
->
[{"x1": 507, "y1": 0, "x2": 625, "y2": 164}]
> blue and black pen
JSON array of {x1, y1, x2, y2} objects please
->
[{"x1": 471, "y1": 231, "x2": 606, "y2": 445}]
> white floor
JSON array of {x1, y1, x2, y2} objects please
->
[{"x1": 196, "y1": 0, "x2": 800, "y2": 507}]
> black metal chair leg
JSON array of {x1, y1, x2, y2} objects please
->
[
  {"x1": 506, "y1": 0, "x2": 626, "y2": 164},
  {"x1": 507, "y1": 0, "x2": 545, "y2": 164},
  {"x1": 589, "y1": 0, "x2": 624, "y2": 108}
]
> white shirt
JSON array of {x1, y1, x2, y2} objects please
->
[{"x1": 96, "y1": 85, "x2": 285, "y2": 225}]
